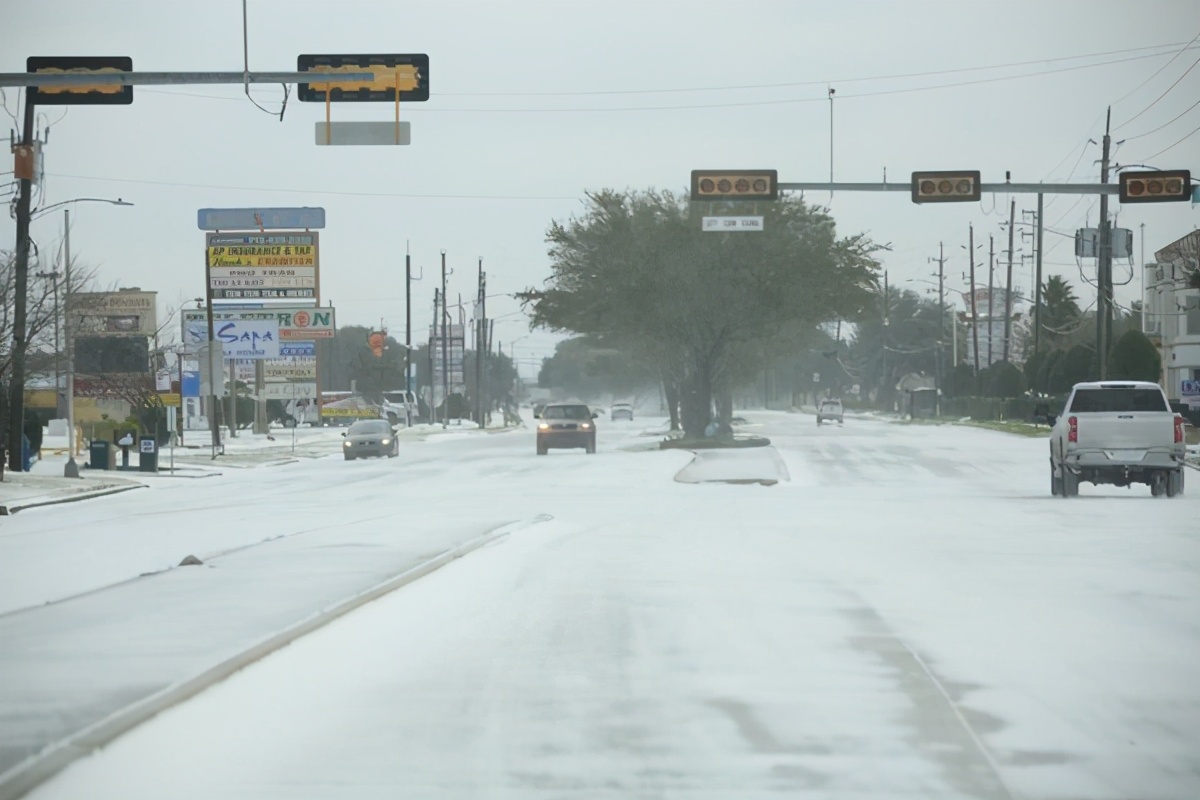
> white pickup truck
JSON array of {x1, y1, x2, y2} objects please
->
[{"x1": 1049, "y1": 381, "x2": 1187, "y2": 497}]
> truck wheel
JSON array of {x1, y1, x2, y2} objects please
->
[
  {"x1": 1166, "y1": 469, "x2": 1182, "y2": 497},
  {"x1": 1051, "y1": 467, "x2": 1062, "y2": 496},
  {"x1": 1151, "y1": 472, "x2": 1167, "y2": 497},
  {"x1": 1061, "y1": 469, "x2": 1078, "y2": 497}
]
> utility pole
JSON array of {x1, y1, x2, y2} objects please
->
[
  {"x1": 881, "y1": 270, "x2": 889, "y2": 408},
  {"x1": 440, "y1": 251, "x2": 449, "y2": 429},
  {"x1": 63, "y1": 210, "x2": 80, "y2": 477},
  {"x1": 987, "y1": 234, "x2": 995, "y2": 367},
  {"x1": 476, "y1": 258, "x2": 486, "y2": 428},
  {"x1": 969, "y1": 224, "x2": 980, "y2": 373},
  {"x1": 429, "y1": 289, "x2": 438, "y2": 422},
  {"x1": 1004, "y1": 199, "x2": 1015, "y2": 362},
  {"x1": 1034, "y1": 194, "x2": 1044, "y2": 355},
  {"x1": 931, "y1": 243, "x2": 947, "y2": 416},
  {"x1": 405, "y1": 242, "x2": 412, "y2": 412},
  {"x1": 1097, "y1": 106, "x2": 1113, "y2": 378},
  {"x1": 6, "y1": 94, "x2": 35, "y2": 472}
]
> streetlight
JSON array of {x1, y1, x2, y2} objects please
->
[{"x1": 58, "y1": 198, "x2": 135, "y2": 477}]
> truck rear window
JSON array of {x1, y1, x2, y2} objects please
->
[{"x1": 1068, "y1": 388, "x2": 1169, "y2": 413}]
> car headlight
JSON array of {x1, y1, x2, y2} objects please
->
[
  {"x1": 580, "y1": 423, "x2": 591, "y2": 429},
  {"x1": 538, "y1": 423, "x2": 550, "y2": 430},
  {"x1": 343, "y1": 441, "x2": 352, "y2": 447},
  {"x1": 381, "y1": 438, "x2": 391, "y2": 445}
]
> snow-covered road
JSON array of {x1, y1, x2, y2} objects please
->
[{"x1": 9, "y1": 413, "x2": 1199, "y2": 799}]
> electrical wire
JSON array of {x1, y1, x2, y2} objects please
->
[
  {"x1": 1121, "y1": 97, "x2": 1200, "y2": 141},
  {"x1": 45, "y1": 171, "x2": 581, "y2": 201},
  {"x1": 1114, "y1": 52, "x2": 1200, "y2": 131},
  {"x1": 1112, "y1": 29, "x2": 1200, "y2": 108},
  {"x1": 1140, "y1": 120, "x2": 1200, "y2": 161},
  {"x1": 135, "y1": 46, "x2": 1200, "y2": 113}
]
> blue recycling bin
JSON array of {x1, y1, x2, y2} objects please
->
[{"x1": 138, "y1": 437, "x2": 159, "y2": 473}]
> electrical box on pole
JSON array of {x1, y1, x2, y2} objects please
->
[
  {"x1": 1118, "y1": 170, "x2": 1191, "y2": 203},
  {"x1": 911, "y1": 171, "x2": 981, "y2": 203}
]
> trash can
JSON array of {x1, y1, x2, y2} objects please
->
[
  {"x1": 138, "y1": 436, "x2": 158, "y2": 473},
  {"x1": 89, "y1": 440, "x2": 116, "y2": 470}
]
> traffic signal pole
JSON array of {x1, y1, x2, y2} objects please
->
[{"x1": 5, "y1": 95, "x2": 34, "y2": 472}]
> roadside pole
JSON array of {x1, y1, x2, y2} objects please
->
[{"x1": 1003, "y1": 199, "x2": 1015, "y2": 362}]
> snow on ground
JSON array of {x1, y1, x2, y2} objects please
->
[{"x1": 9, "y1": 411, "x2": 1200, "y2": 799}]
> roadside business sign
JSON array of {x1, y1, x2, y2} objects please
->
[
  {"x1": 1183, "y1": 379, "x2": 1200, "y2": 407},
  {"x1": 183, "y1": 307, "x2": 335, "y2": 341},
  {"x1": 214, "y1": 319, "x2": 280, "y2": 359},
  {"x1": 197, "y1": 207, "x2": 326, "y2": 231},
  {"x1": 264, "y1": 357, "x2": 317, "y2": 380},
  {"x1": 279, "y1": 341, "x2": 316, "y2": 357},
  {"x1": 206, "y1": 232, "x2": 319, "y2": 300},
  {"x1": 262, "y1": 382, "x2": 317, "y2": 400},
  {"x1": 71, "y1": 290, "x2": 158, "y2": 337}
]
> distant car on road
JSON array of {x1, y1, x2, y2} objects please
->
[
  {"x1": 537, "y1": 402, "x2": 597, "y2": 455},
  {"x1": 611, "y1": 402, "x2": 634, "y2": 421},
  {"x1": 342, "y1": 419, "x2": 398, "y2": 460},
  {"x1": 816, "y1": 399, "x2": 844, "y2": 425}
]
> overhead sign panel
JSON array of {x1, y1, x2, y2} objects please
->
[
  {"x1": 262, "y1": 382, "x2": 317, "y2": 400},
  {"x1": 27, "y1": 56, "x2": 133, "y2": 105},
  {"x1": 702, "y1": 216, "x2": 764, "y2": 232},
  {"x1": 196, "y1": 207, "x2": 326, "y2": 231},
  {"x1": 315, "y1": 121, "x2": 411, "y2": 146},
  {"x1": 297, "y1": 54, "x2": 429, "y2": 102}
]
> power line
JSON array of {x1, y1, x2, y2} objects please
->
[
  {"x1": 46, "y1": 172, "x2": 581, "y2": 201},
  {"x1": 1140, "y1": 120, "x2": 1200, "y2": 161},
  {"x1": 1121, "y1": 97, "x2": 1200, "y2": 141},
  {"x1": 1114, "y1": 52, "x2": 1200, "y2": 131},
  {"x1": 1111, "y1": 29, "x2": 1200, "y2": 108},
  {"x1": 136, "y1": 47, "x2": 1199, "y2": 113}
]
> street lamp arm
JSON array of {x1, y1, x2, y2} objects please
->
[{"x1": 30, "y1": 197, "x2": 134, "y2": 220}]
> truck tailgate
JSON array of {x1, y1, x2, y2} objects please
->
[{"x1": 1075, "y1": 413, "x2": 1175, "y2": 453}]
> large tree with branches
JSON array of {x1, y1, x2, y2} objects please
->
[{"x1": 518, "y1": 190, "x2": 881, "y2": 437}]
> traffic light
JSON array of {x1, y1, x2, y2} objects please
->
[
  {"x1": 368, "y1": 331, "x2": 386, "y2": 357},
  {"x1": 690, "y1": 170, "x2": 778, "y2": 201},
  {"x1": 911, "y1": 171, "x2": 981, "y2": 203},
  {"x1": 27, "y1": 56, "x2": 133, "y2": 105},
  {"x1": 297, "y1": 54, "x2": 429, "y2": 102},
  {"x1": 1119, "y1": 170, "x2": 1191, "y2": 203}
]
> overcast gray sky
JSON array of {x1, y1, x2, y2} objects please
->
[{"x1": 4, "y1": 0, "x2": 1199, "y2": 375}]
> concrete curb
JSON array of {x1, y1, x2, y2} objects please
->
[
  {"x1": 0, "y1": 483, "x2": 145, "y2": 516},
  {"x1": 0, "y1": 514, "x2": 551, "y2": 800}
]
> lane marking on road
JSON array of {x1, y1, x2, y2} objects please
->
[{"x1": 0, "y1": 514, "x2": 554, "y2": 800}]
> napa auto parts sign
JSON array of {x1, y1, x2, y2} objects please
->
[{"x1": 182, "y1": 307, "x2": 336, "y2": 342}]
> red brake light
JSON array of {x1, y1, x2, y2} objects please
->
[
  {"x1": 1175, "y1": 415, "x2": 1185, "y2": 444},
  {"x1": 1067, "y1": 416, "x2": 1078, "y2": 443}
]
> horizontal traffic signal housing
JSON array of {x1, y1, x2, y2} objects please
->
[
  {"x1": 1119, "y1": 170, "x2": 1191, "y2": 203},
  {"x1": 911, "y1": 171, "x2": 981, "y2": 203},
  {"x1": 691, "y1": 170, "x2": 778, "y2": 201},
  {"x1": 297, "y1": 54, "x2": 429, "y2": 102},
  {"x1": 27, "y1": 56, "x2": 133, "y2": 105}
]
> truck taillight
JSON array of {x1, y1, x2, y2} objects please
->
[
  {"x1": 1067, "y1": 416, "x2": 1078, "y2": 443},
  {"x1": 1175, "y1": 415, "x2": 1185, "y2": 444}
]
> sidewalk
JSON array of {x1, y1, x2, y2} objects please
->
[{"x1": 0, "y1": 471, "x2": 144, "y2": 515}]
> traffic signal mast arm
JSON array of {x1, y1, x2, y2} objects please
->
[{"x1": 777, "y1": 181, "x2": 1123, "y2": 195}]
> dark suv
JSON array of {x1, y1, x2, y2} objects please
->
[{"x1": 536, "y1": 403, "x2": 597, "y2": 455}]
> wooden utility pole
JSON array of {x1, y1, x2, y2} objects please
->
[
  {"x1": 969, "y1": 224, "x2": 980, "y2": 373},
  {"x1": 1004, "y1": 199, "x2": 1015, "y2": 362}
]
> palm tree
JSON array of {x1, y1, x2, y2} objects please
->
[{"x1": 1039, "y1": 275, "x2": 1083, "y2": 348}]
